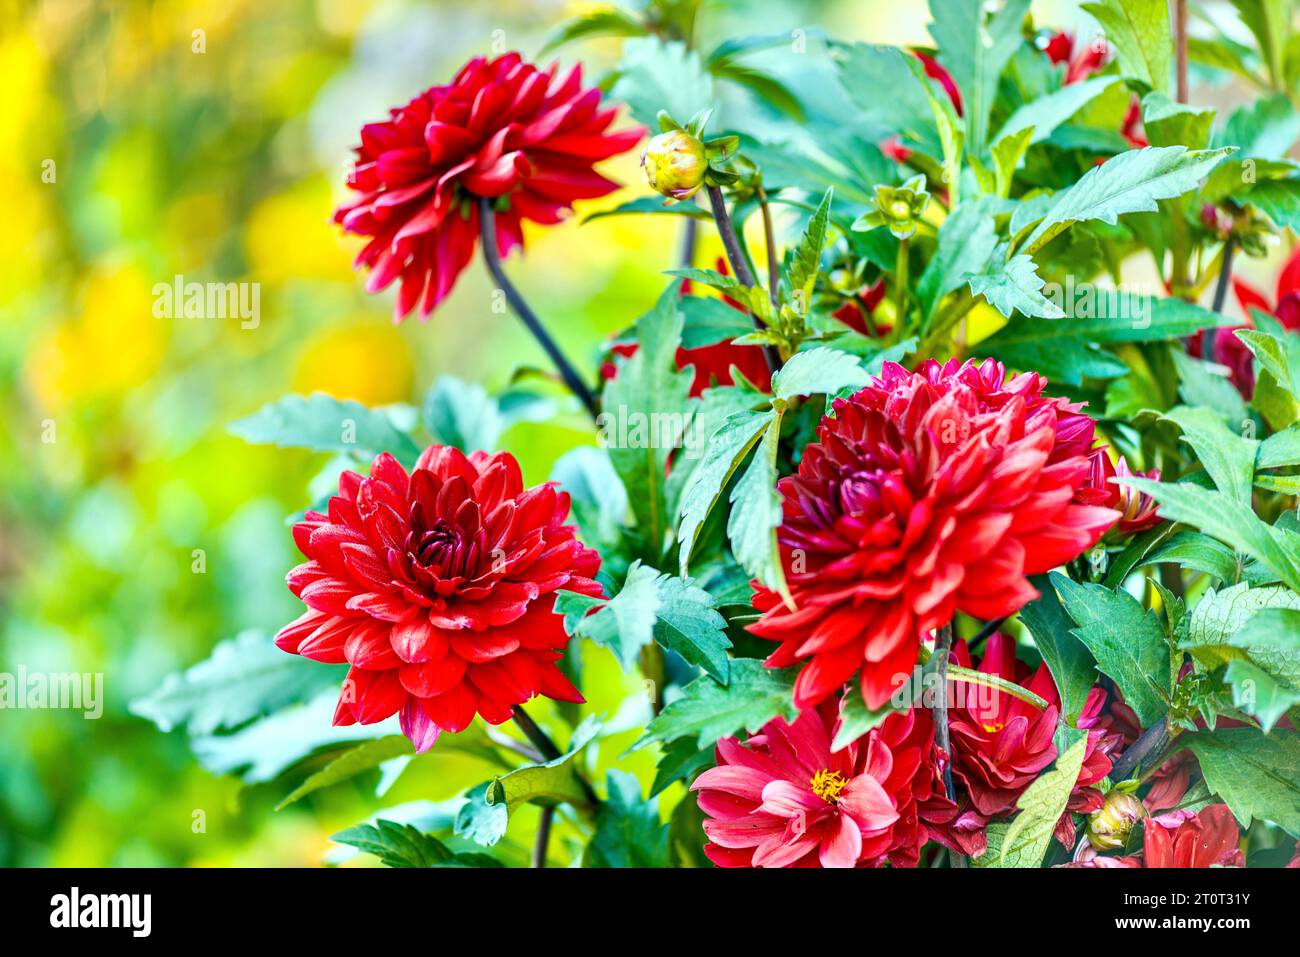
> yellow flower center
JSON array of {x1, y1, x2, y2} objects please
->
[
  {"x1": 982, "y1": 721, "x2": 1006, "y2": 733},
  {"x1": 810, "y1": 769, "x2": 850, "y2": 804}
]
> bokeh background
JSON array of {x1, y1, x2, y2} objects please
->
[{"x1": 0, "y1": 0, "x2": 1266, "y2": 866}]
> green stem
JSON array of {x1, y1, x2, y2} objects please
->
[
  {"x1": 947, "y1": 665, "x2": 1051, "y2": 710},
  {"x1": 894, "y1": 236, "x2": 910, "y2": 331},
  {"x1": 706, "y1": 184, "x2": 780, "y2": 373}
]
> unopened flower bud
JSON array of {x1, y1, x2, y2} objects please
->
[
  {"x1": 641, "y1": 130, "x2": 707, "y2": 202},
  {"x1": 1087, "y1": 790, "x2": 1146, "y2": 851}
]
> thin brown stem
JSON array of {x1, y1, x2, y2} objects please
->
[
  {"x1": 1175, "y1": 0, "x2": 1189, "y2": 103},
  {"x1": 532, "y1": 806, "x2": 555, "y2": 868},
  {"x1": 706, "y1": 184, "x2": 780, "y2": 373}
]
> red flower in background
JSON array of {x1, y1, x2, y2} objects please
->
[
  {"x1": 274, "y1": 446, "x2": 601, "y2": 752},
  {"x1": 691, "y1": 703, "x2": 953, "y2": 868},
  {"x1": 600, "y1": 259, "x2": 773, "y2": 396},
  {"x1": 1191, "y1": 245, "x2": 1300, "y2": 396},
  {"x1": 749, "y1": 359, "x2": 1118, "y2": 710},
  {"x1": 914, "y1": 51, "x2": 962, "y2": 115},
  {"x1": 1043, "y1": 31, "x2": 1109, "y2": 83},
  {"x1": 1076, "y1": 447, "x2": 1161, "y2": 536},
  {"x1": 831, "y1": 279, "x2": 889, "y2": 337},
  {"x1": 1143, "y1": 805, "x2": 1245, "y2": 868},
  {"x1": 334, "y1": 53, "x2": 643, "y2": 320},
  {"x1": 1043, "y1": 32, "x2": 1147, "y2": 147},
  {"x1": 947, "y1": 634, "x2": 1117, "y2": 829}
]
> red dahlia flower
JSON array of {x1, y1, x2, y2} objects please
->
[
  {"x1": 1191, "y1": 245, "x2": 1300, "y2": 396},
  {"x1": 1043, "y1": 31, "x2": 1109, "y2": 83},
  {"x1": 1142, "y1": 805, "x2": 1245, "y2": 868},
  {"x1": 274, "y1": 445, "x2": 601, "y2": 752},
  {"x1": 947, "y1": 634, "x2": 1116, "y2": 823},
  {"x1": 749, "y1": 359, "x2": 1118, "y2": 710},
  {"x1": 334, "y1": 52, "x2": 643, "y2": 320},
  {"x1": 691, "y1": 703, "x2": 952, "y2": 868},
  {"x1": 1076, "y1": 447, "x2": 1160, "y2": 536}
]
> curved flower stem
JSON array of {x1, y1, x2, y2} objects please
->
[
  {"x1": 532, "y1": 806, "x2": 555, "y2": 868},
  {"x1": 1212, "y1": 235, "x2": 1236, "y2": 314},
  {"x1": 757, "y1": 187, "x2": 780, "y2": 307},
  {"x1": 510, "y1": 703, "x2": 563, "y2": 760},
  {"x1": 947, "y1": 665, "x2": 1050, "y2": 710},
  {"x1": 931, "y1": 624, "x2": 956, "y2": 802},
  {"x1": 706, "y1": 185, "x2": 780, "y2": 373},
  {"x1": 894, "y1": 236, "x2": 910, "y2": 330},
  {"x1": 510, "y1": 703, "x2": 600, "y2": 806},
  {"x1": 477, "y1": 196, "x2": 600, "y2": 421}
]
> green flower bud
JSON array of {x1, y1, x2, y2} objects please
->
[
  {"x1": 1087, "y1": 790, "x2": 1146, "y2": 851},
  {"x1": 641, "y1": 130, "x2": 708, "y2": 202}
]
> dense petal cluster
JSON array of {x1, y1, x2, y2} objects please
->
[
  {"x1": 947, "y1": 635, "x2": 1117, "y2": 827},
  {"x1": 1070, "y1": 805, "x2": 1245, "y2": 868},
  {"x1": 334, "y1": 52, "x2": 643, "y2": 320},
  {"x1": 691, "y1": 703, "x2": 952, "y2": 868},
  {"x1": 1076, "y1": 447, "x2": 1160, "y2": 536},
  {"x1": 274, "y1": 445, "x2": 601, "y2": 752},
  {"x1": 749, "y1": 359, "x2": 1118, "y2": 710}
]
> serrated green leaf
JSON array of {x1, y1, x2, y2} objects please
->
[
  {"x1": 1019, "y1": 576, "x2": 1097, "y2": 726},
  {"x1": 788, "y1": 188, "x2": 833, "y2": 310},
  {"x1": 727, "y1": 411, "x2": 787, "y2": 599},
  {"x1": 277, "y1": 735, "x2": 414, "y2": 810},
  {"x1": 1162, "y1": 405, "x2": 1258, "y2": 504},
  {"x1": 677, "y1": 410, "x2": 775, "y2": 573},
  {"x1": 772, "y1": 347, "x2": 870, "y2": 401},
  {"x1": 584, "y1": 770, "x2": 670, "y2": 868},
  {"x1": 966, "y1": 251, "x2": 1065, "y2": 319},
  {"x1": 129, "y1": 630, "x2": 345, "y2": 736},
  {"x1": 454, "y1": 782, "x2": 509, "y2": 847},
  {"x1": 1051, "y1": 573, "x2": 1170, "y2": 725},
  {"x1": 1183, "y1": 728, "x2": 1300, "y2": 835},
  {"x1": 610, "y1": 37, "x2": 713, "y2": 129},
  {"x1": 1022, "y1": 146, "x2": 1233, "y2": 254},
  {"x1": 332, "y1": 819, "x2": 502, "y2": 868},
  {"x1": 994, "y1": 76, "x2": 1122, "y2": 147},
  {"x1": 976, "y1": 734, "x2": 1089, "y2": 867},
  {"x1": 229, "y1": 393, "x2": 420, "y2": 465},
  {"x1": 633, "y1": 658, "x2": 798, "y2": 751},
  {"x1": 1080, "y1": 0, "x2": 1171, "y2": 94}
]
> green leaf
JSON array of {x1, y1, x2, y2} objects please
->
[
  {"x1": 835, "y1": 44, "x2": 941, "y2": 158},
  {"x1": 727, "y1": 410, "x2": 788, "y2": 598},
  {"x1": 902, "y1": 53, "x2": 965, "y2": 202},
  {"x1": 584, "y1": 770, "x2": 670, "y2": 868},
  {"x1": 650, "y1": 737, "x2": 714, "y2": 796},
  {"x1": 1169, "y1": 349, "x2": 1252, "y2": 426},
  {"x1": 129, "y1": 630, "x2": 345, "y2": 736},
  {"x1": 990, "y1": 126, "x2": 1034, "y2": 198},
  {"x1": 1140, "y1": 530, "x2": 1241, "y2": 583},
  {"x1": 788, "y1": 189, "x2": 833, "y2": 311},
  {"x1": 1142, "y1": 92, "x2": 1215, "y2": 149},
  {"x1": 993, "y1": 76, "x2": 1122, "y2": 146},
  {"x1": 1021, "y1": 146, "x2": 1234, "y2": 254},
  {"x1": 772, "y1": 347, "x2": 870, "y2": 401},
  {"x1": 927, "y1": 0, "x2": 1030, "y2": 156},
  {"x1": 679, "y1": 296, "x2": 753, "y2": 349},
  {"x1": 1183, "y1": 728, "x2": 1300, "y2": 835},
  {"x1": 1120, "y1": 477, "x2": 1300, "y2": 592},
  {"x1": 1162, "y1": 405, "x2": 1258, "y2": 504},
  {"x1": 549, "y1": 446, "x2": 629, "y2": 552},
  {"x1": 276, "y1": 735, "x2": 413, "y2": 810},
  {"x1": 538, "y1": 7, "x2": 647, "y2": 54},
  {"x1": 1080, "y1": 0, "x2": 1171, "y2": 94},
  {"x1": 975, "y1": 295, "x2": 1237, "y2": 347},
  {"x1": 485, "y1": 720, "x2": 600, "y2": 813},
  {"x1": 556, "y1": 561, "x2": 659, "y2": 670},
  {"x1": 633, "y1": 658, "x2": 799, "y2": 751},
  {"x1": 454, "y1": 782, "x2": 509, "y2": 847},
  {"x1": 1259, "y1": 424, "x2": 1300, "y2": 469},
  {"x1": 976, "y1": 734, "x2": 1090, "y2": 867},
  {"x1": 709, "y1": 61, "x2": 806, "y2": 121},
  {"x1": 831, "y1": 688, "x2": 898, "y2": 751},
  {"x1": 651, "y1": 573, "x2": 733, "y2": 682},
  {"x1": 1050, "y1": 573, "x2": 1171, "y2": 725},
  {"x1": 1019, "y1": 576, "x2": 1097, "y2": 726},
  {"x1": 611, "y1": 37, "x2": 714, "y2": 129},
  {"x1": 915, "y1": 197, "x2": 1003, "y2": 319},
  {"x1": 332, "y1": 820, "x2": 502, "y2": 868},
  {"x1": 676, "y1": 410, "x2": 775, "y2": 573},
  {"x1": 1216, "y1": 92, "x2": 1300, "y2": 160},
  {"x1": 965, "y1": 251, "x2": 1065, "y2": 319},
  {"x1": 600, "y1": 283, "x2": 695, "y2": 555},
  {"x1": 420, "y1": 377, "x2": 551, "y2": 452},
  {"x1": 229, "y1": 393, "x2": 420, "y2": 465}
]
